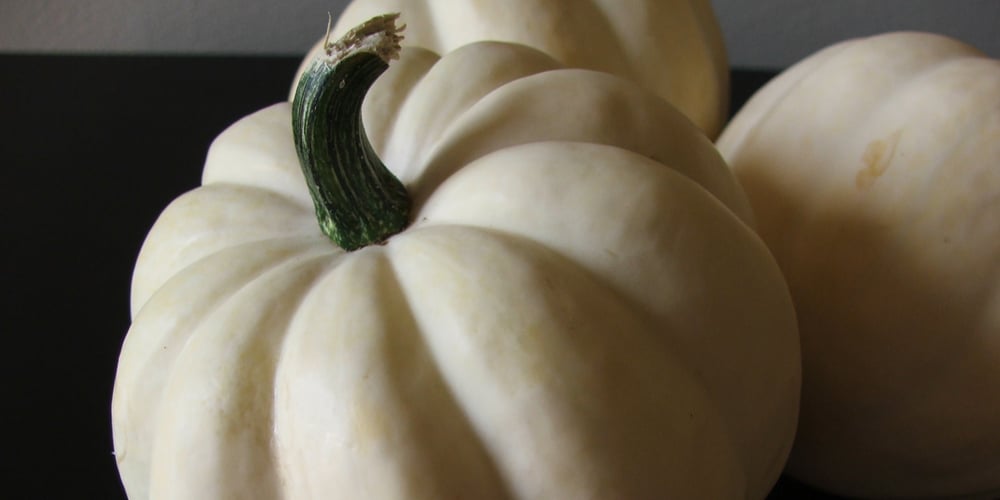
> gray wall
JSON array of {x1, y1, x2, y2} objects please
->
[{"x1": 1, "y1": 0, "x2": 997, "y2": 68}]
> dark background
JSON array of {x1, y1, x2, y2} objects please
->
[{"x1": 2, "y1": 55, "x2": 835, "y2": 498}]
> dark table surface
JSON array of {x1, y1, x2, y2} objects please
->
[{"x1": 2, "y1": 53, "x2": 837, "y2": 499}]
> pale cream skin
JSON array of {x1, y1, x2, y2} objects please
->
[
  {"x1": 718, "y1": 32, "x2": 1000, "y2": 500},
  {"x1": 113, "y1": 41, "x2": 800, "y2": 499},
  {"x1": 294, "y1": 0, "x2": 729, "y2": 139}
]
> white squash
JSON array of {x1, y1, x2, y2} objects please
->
[
  {"x1": 295, "y1": 0, "x2": 729, "y2": 138},
  {"x1": 113, "y1": 16, "x2": 799, "y2": 499},
  {"x1": 718, "y1": 31, "x2": 1000, "y2": 499}
]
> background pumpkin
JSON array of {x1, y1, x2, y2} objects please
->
[
  {"x1": 294, "y1": 0, "x2": 729, "y2": 138},
  {"x1": 717, "y1": 31, "x2": 1000, "y2": 499},
  {"x1": 112, "y1": 17, "x2": 799, "y2": 499}
]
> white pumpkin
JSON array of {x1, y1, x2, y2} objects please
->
[
  {"x1": 296, "y1": 0, "x2": 729, "y2": 138},
  {"x1": 113, "y1": 16, "x2": 799, "y2": 500},
  {"x1": 718, "y1": 31, "x2": 1000, "y2": 499}
]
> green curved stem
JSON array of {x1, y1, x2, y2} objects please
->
[{"x1": 291, "y1": 13, "x2": 410, "y2": 251}]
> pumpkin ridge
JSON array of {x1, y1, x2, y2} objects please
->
[
  {"x1": 912, "y1": 87, "x2": 1000, "y2": 219},
  {"x1": 117, "y1": 245, "x2": 337, "y2": 499},
  {"x1": 155, "y1": 252, "x2": 334, "y2": 498},
  {"x1": 415, "y1": 69, "x2": 753, "y2": 224},
  {"x1": 201, "y1": 103, "x2": 312, "y2": 207},
  {"x1": 130, "y1": 184, "x2": 323, "y2": 309},
  {"x1": 376, "y1": 41, "x2": 561, "y2": 196},
  {"x1": 378, "y1": 244, "x2": 517, "y2": 498},
  {"x1": 124, "y1": 240, "x2": 340, "y2": 405},
  {"x1": 365, "y1": 46, "x2": 439, "y2": 178},
  {"x1": 717, "y1": 40, "x2": 854, "y2": 160},
  {"x1": 846, "y1": 48, "x2": 991, "y2": 141},
  {"x1": 387, "y1": 225, "x2": 753, "y2": 497}
]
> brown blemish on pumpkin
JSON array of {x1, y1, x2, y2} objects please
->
[{"x1": 856, "y1": 130, "x2": 903, "y2": 190}]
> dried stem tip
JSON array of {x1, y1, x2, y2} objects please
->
[{"x1": 322, "y1": 12, "x2": 404, "y2": 66}]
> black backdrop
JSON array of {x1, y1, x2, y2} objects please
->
[{"x1": 2, "y1": 54, "x2": 833, "y2": 498}]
